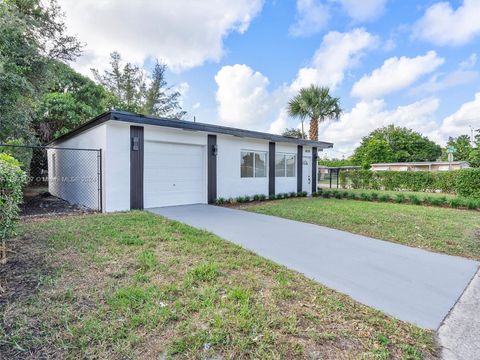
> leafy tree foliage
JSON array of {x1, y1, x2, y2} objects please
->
[
  {"x1": 351, "y1": 125, "x2": 442, "y2": 168},
  {"x1": 93, "y1": 52, "x2": 186, "y2": 119},
  {"x1": 0, "y1": 0, "x2": 82, "y2": 143},
  {"x1": 34, "y1": 61, "x2": 113, "y2": 142},
  {"x1": 287, "y1": 85, "x2": 342, "y2": 141},
  {"x1": 282, "y1": 128, "x2": 306, "y2": 139},
  {"x1": 318, "y1": 158, "x2": 355, "y2": 167},
  {"x1": 444, "y1": 135, "x2": 473, "y2": 161},
  {"x1": 442, "y1": 129, "x2": 480, "y2": 167}
]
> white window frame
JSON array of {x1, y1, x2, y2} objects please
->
[
  {"x1": 275, "y1": 152, "x2": 296, "y2": 178},
  {"x1": 240, "y1": 150, "x2": 268, "y2": 178}
]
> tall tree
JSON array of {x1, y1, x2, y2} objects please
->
[
  {"x1": 287, "y1": 85, "x2": 342, "y2": 141},
  {"x1": 444, "y1": 135, "x2": 473, "y2": 161},
  {"x1": 93, "y1": 52, "x2": 186, "y2": 119},
  {"x1": 0, "y1": 0, "x2": 82, "y2": 142},
  {"x1": 352, "y1": 125, "x2": 442, "y2": 168},
  {"x1": 282, "y1": 128, "x2": 306, "y2": 139},
  {"x1": 34, "y1": 61, "x2": 114, "y2": 142}
]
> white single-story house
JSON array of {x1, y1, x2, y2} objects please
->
[
  {"x1": 370, "y1": 161, "x2": 470, "y2": 172},
  {"x1": 48, "y1": 111, "x2": 333, "y2": 212}
]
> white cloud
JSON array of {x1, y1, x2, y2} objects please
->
[
  {"x1": 460, "y1": 53, "x2": 478, "y2": 69},
  {"x1": 214, "y1": 29, "x2": 377, "y2": 134},
  {"x1": 60, "y1": 0, "x2": 264, "y2": 75},
  {"x1": 291, "y1": 28, "x2": 378, "y2": 91},
  {"x1": 432, "y1": 92, "x2": 480, "y2": 144},
  {"x1": 289, "y1": 0, "x2": 330, "y2": 37},
  {"x1": 413, "y1": 0, "x2": 480, "y2": 46},
  {"x1": 318, "y1": 98, "x2": 440, "y2": 155},
  {"x1": 336, "y1": 0, "x2": 387, "y2": 22},
  {"x1": 351, "y1": 51, "x2": 444, "y2": 99},
  {"x1": 214, "y1": 64, "x2": 272, "y2": 129},
  {"x1": 410, "y1": 70, "x2": 478, "y2": 95}
]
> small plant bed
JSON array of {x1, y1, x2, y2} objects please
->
[
  {"x1": 313, "y1": 189, "x2": 480, "y2": 210},
  {"x1": 0, "y1": 212, "x2": 437, "y2": 359},
  {"x1": 215, "y1": 191, "x2": 308, "y2": 205},
  {"x1": 243, "y1": 198, "x2": 480, "y2": 260}
]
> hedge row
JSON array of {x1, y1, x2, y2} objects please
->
[
  {"x1": 215, "y1": 191, "x2": 308, "y2": 205},
  {"x1": 314, "y1": 189, "x2": 480, "y2": 210},
  {"x1": 339, "y1": 169, "x2": 480, "y2": 199},
  {"x1": 1, "y1": 154, "x2": 27, "y2": 263}
]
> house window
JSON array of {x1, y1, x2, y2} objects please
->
[
  {"x1": 275, "y1": 153, "x2": 296, "y2": 177},
  {"x1": 241, "y1": 151, "x2": 267, "y2": 178}
]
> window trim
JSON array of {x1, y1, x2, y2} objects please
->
[
  {"x1": 240, "y1": 150, "x2": 268, "y2": 178},
  {"x1": 275, "y1": 152, "x2": 296, "y2": 178}
]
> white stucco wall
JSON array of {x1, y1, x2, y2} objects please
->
[
  {"x1": 48, "y1": 124, "x2": 106, "y2": 210},
  {"x1": 51, "y1": 119, "x2": 322, "y2": 211},
  {"x1": 104, "y1": 121, "x2": 208, "y2": 212},
  {"x1": 275, "y1": 143, "x2": 298, "y2": 194},
  {"x1": 216, "y1": 135, "x2": 270, "y2": 199}
]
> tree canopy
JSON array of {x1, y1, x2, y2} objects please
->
[
  {"x1": 0, "y1": 0, "x2": 83, "y2": 143},
  {"x1": 93, "y1": 52, "x2": 186, "y2": 119},
  {"x1": 351, "y1": 125, "x2": 442, "y2": 168},
  {"x1": 282, "y1": 128, "x2": 306, "y2": 139},
  {"x1": 443, "y1": 130, "x2": 480, "y2": 167},
  {"x1": 287, "y1": 85, "x2": 342, "y2": 141}
]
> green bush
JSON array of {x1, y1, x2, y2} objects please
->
[
  {"x1": 395, "y1": 194, "x2": 406, "y2": 203},
  {"x1": 448, "y1": 198, "x2": 462, "y2": 208},
  {"x1": 258, "y1": 194, "x2": 267, "y2": 201},
  {"x1": 268, "y1": 194, "x2": 276, "y2": 200},
  {"x1": 215, "y1": 197, "x2": 226, "y2": 205},
  {"x1": 1, "y1": 154, "x2": 27, "y2": 262},
  {"x1": 289, "y1": 192, "x2": 297, "y2": 198},
  {"x1": 464, "y1": 198, "x2": 480, "y2": 210},
  {"x1": 408, "y1": 194, "x2": 421, "y2": 205},
  {"x1": 0, "y1": 139, "x2": 33, "y2": 175},
  {"x1": 253, "y1": 194, "x2": 261, "y2": 201},
  {"x1": 298, "y1": 191, "x2": 308, "y2": 197},
  {"x1": 342, "y1": 168, "x2": 480, "y2": 201},
  {"x1": 235, "y1": 196, "x2": 246, "y2": 203},
  {"x1": 370, "y1": 192, "x2": 379, "y2": 201},
  {"x1": 321, "y1": 190, "x2": 331, "y2": 198},
  {"x1": 456, "y1": 168, "x2": 480, "y2": 199},
  {"x1": 276, "y1": 193, "x2": 284, "y2": 200},
  {"x1": 360, "y1": 192, "x2": 371, "y2": 201},
  {"x1": 348, "y1": 192, "x2": 357, "y2": 200},
  {"x1": 378, "y1": 194, "x2": 390, "y2": 202}
]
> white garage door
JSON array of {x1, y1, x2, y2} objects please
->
[{"x1": 144, "y1": 141, "x2": 205, "y2": 208}]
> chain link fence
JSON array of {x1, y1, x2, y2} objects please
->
[{"x1": 0, "y1": 144, "x2": 102, "y2": 215}]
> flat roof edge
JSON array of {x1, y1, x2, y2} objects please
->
[{"x1": 48, "y1": 110, "x2": 334, "y2": 148}]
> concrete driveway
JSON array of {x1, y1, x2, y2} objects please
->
[{"x1": 148, "y1": 204, "x2": 478, "y2": 329}]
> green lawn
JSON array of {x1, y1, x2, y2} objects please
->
[
  {"x1": 243, "y1": 198, "x2": 480, "y2": 260},
  {"x1": 0, "y1": 212, "x2": 436, "y2": 359}
]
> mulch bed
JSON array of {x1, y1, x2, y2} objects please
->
[{"x1": 20, "y1": 190, "x2": 94, "y2": 217}]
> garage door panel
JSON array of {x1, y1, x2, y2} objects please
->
[{"x1": 144, "y1": 141, "x2": 205, "y2": 208}]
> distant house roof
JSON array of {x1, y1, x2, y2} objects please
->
[
  {"x1": 50, "y1": 110, "x2": 334, "y2": 149},
  {"x1": 371, "y1": 161, "x2": 469, "y2": 166}
]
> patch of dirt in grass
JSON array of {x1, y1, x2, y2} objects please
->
[{"x1": 0, "y1": 230, "x2": 53, "y2": 305}]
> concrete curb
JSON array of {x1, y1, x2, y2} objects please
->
[{"x1": 438, "y1": 268, "x2": 480, "y2": 359}]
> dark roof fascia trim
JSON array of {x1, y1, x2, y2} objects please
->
[
  {"x1": 111, "y1": 111, "x2": 333, "y2": 148},
  {"x1": 49, "y1": 110, "x2": 334, "y2": 148},
  {"x1": 47, "y1": 112, "x2": 113, "y2": 145}
]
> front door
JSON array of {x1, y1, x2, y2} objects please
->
[{"x1": 302, "y1": 156, "x2": 311, "y2": 194}]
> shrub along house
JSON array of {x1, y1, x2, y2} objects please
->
[{"x1": 48, "y1": 111, "x2": 333, "y2": 212}]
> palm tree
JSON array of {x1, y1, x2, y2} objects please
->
[{"x1": 287, "y1": 85, "x2": 342, "y2": 141}]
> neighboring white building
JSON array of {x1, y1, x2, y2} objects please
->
[
  {"x1": 48, "y1": 111, "x2": 333, "y2": 212},
  {"x1": 370, "y1": 161, "x2": 470, "y2": 172}
]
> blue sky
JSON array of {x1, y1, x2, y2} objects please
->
[{"x1": 61, "y1": 0, "x2": 480, "y2": 157}]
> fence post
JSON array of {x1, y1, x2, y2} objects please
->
[{"x1": 98, "y1": 149, "x2": 103, "y2": 212}]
